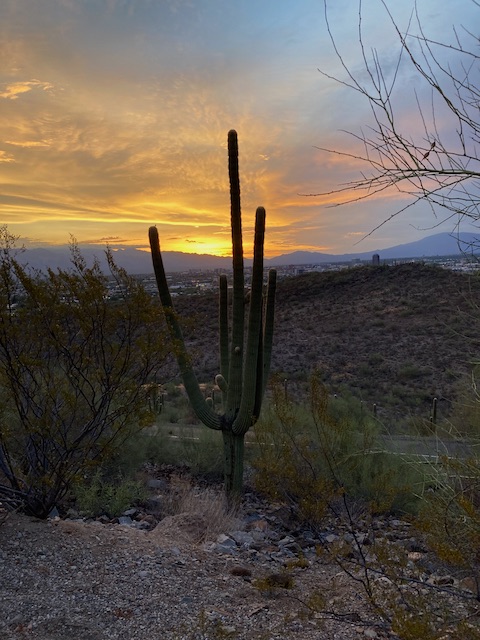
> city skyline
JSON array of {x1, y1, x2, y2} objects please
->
[{"x1": 1, "y1": 0, "x2": 477, "y2": 258}]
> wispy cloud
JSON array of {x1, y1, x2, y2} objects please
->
[{"x1": 0, "y1": 80, "x2": 53, "y2": 100}]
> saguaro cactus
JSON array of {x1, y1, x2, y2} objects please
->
[{"x1": 149, "y1": 130, "x2": 276, "y2": 496}]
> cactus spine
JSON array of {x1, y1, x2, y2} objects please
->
[
  {"x1": 149, "y1": 130, "x2": 276, "y2": 496},
  {"x1": 430, "y1": 397, "x2": 438, "y2": 425}
]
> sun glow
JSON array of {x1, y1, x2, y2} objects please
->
[{"x1": 167, "y1": 237, "x2": 232, "y2": 256}]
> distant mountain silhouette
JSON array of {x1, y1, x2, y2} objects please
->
[
  {"x1": 15, "y1": 232, "x2": 479, "y2": 273},
  {"x1": 267, "y1": 233, "x2": 480, "y2": 266}
]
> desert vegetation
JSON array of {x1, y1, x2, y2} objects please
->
[
  {"x1": 2, "y1": 100, "x2": 480, "y2": 637},
  {"x1": 173, "y1": 261, "x2": 480, "y2": 428},
  {"x1": 0, "y1": 227, "x2": 170, "y2": 518},
  {"x1": 3, "y1": 226, "x2": 480, "y2": 637},
  {"x1": 148, "y1": 129, "x2": 276, "y2": 497}
]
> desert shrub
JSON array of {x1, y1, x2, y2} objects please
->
[
  {"x1": 447, "y1": 370, "x2": 480, "y2": 437},
  {"x1": 0, "y1": 229, "x2": 169, "y2": 517},
  {"x1": 158, "y1": 474, "x2": 240, "y2": 543},
  {"x1": 416, "y1": 454, "x2": 480, "y2": 594},
  {"x1": 152, "y1": 424, "x2": 225, "y2": 481},
  {"x1": 104, "y1": 429, "x2": 169, "y2": 480},
  {"x1": 173, "y1": 609, "x2": 238, "y2": 639},
  {"x1": 73, "y1": 470, "x2": 147, "y2": 518},
  {"x1": 252, "y1": 372, "x2": 423, "y2": 524}
]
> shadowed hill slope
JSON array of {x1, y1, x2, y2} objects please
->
[{"x1": 173, "y1": 263, "x2": 480, "y2": 425}]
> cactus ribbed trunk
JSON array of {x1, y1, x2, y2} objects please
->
[
  {"x1": 222, "y1": 430, "x2": 245, "y2": 496},
  {"x1": 149, "y1": 129, "x2": 276, "y2": 498}
]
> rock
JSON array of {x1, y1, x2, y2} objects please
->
[
  {"x1": 118, "y1": 516, "x2": 133, "y2": 526},
  {"x1": 459, "y1": 576, "x2": 477, "y2": 594},
  {"x1": 403, "y1": 538, "x2": 427, "y2": 553},
  {"x1": 216, "y1": 534, "x2": 237, "y2": 548},
  {"x1": 47, "y1": 507, "x2": 60, "y2": 519},
  {"x1": 245, "y1": 517, "x2": 269, "y2": 532},
  {"x1": 147, "y1": 478, "x2": 168, "y2": 490},
  {"x1": 211, "y1": 543, "x2": 237, "y2": 555},
  {"x1": 145, "y1": 497, "x2": 162, "y2": 513},
  {"x1": 230, "y1": 531, "x2": 254, "y2": 547},
  {"x1": 324, "y1": 534, "x2": 338, "y2": 544}
]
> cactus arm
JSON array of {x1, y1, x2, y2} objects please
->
[
  {"x1": 226, "y1": 130, "x2": 245, "y2": 421},
  {"x1": 252, "y1": 308, "x2": 264, "y2": 423},
  {"x1": 148, "y1": 226, "x2": 221, "y2": 431},
  {"x1": 219, "y1": 274, "x2": 229, "y2": 381},
  {"x1": 219, "y1": 274, "x2": 229, "y2": 409},
  {"x1": 252, "y1": 268, "x2": 277, "y2": 418},
  {"x1": 262, "y1": 268, "x2": 277, "y2": 397},
  {"x1": 233, "y1": 206, "x2": 266, "y2": 435}
]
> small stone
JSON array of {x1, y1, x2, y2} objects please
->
[
  {"x1": 364, "y1": 628, "x2": 378, "y2": 638},
  {"x1": 212, "y1": 543, "x2": 237, "y2": 555},
  {"x1": 216, "y1": 534, "x2": 236, "y2": 547},
  {"x1": 246, "y1": 518, "x2": 268, "y2": 532},
  {"x1": 118, "y1": 516, "x2": 133, "y2": 526},
  {"x1": 147, "y1": 478, "x2": 168, "y2": 490},
  {"x1": 459, "y1": 576, "x2": 477, "y2": 594},
  {"x1": 223, "y1": 627, "x2": 236, "y2": 635},
  {"x1": 230, "y1": 531, "x2": 254, "y2": 546}
]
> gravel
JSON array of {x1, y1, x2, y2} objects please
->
[{"x1": 0, "y1": 510, "x2": 394, "y2": 640}]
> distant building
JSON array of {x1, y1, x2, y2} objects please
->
[{"x1": 372, "y1": 254, "x2": 380, "y2": 265}]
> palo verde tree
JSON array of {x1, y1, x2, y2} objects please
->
[
  {"x1": 312, "y1": 0, "x2": 480, "y2": 240},
  {"x1": 149, "y1": 129, "x2": 277, "y2": 497},
  {"x1": 0, "y1": 228, "x2": 169, "y2": 518}
]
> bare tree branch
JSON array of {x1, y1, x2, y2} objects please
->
[{"x1": 311, "y1": 1, "x2": 480, "y2": 241}]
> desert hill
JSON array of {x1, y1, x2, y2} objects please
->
[{"x1": 171, "y1": 262, "x2": 480, "y2": 427}]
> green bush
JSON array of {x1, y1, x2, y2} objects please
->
[
  {"x1": 252, "y1": 372, "x2": 423, "y2": 523},
  {"x1": 73, "y1": 470, "x2": 147, "y2": 518},
  {"x1": 0, "y1": 228, "x2": 170, "y2": 518},
  {"x1": 153, "y1": 423, "x2": 225, "y2": 480},
  {"x1": 105, "y1": 429, "x2": 169, "y2": 479}
]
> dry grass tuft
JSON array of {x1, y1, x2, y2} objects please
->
[{"x1": 154, "y1": 474, "x2": 241, "y2": 543}]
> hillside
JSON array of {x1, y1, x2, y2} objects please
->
[{"x1": 171, "y1": 263, "x2": 480, "y2": 427}]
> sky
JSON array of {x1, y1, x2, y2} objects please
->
[{"x1": 0, "y1": 0, "x2": 478, "y2": 258}]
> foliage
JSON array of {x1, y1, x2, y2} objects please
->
[
  {"x1": 173, "y1": 609, "x2": 237, "y2": 640},
  {"x1": 0, "y1": 227, "x2": 169, "y2": 518},
  {"x1": 253, "y1": 572, "x2": 295, "y2": 596},
  {"x1": 146, "y1": 423, "x2": 225, "y2": 481},
  {"x1": 417, "y1": 454, "x2": 480, "y2": 593},
  {"x1": 252, "y1": 372, "x2": 421, "y2": 522},
  {"x1": 73, "y1": 470, "x2": 147, "y2": 518},
  {"x1": 447, "y1": 369, "x2": 480, "y2": 437}
]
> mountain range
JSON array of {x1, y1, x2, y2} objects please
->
[{"x1": 13, "y1": 232, "x2": 480, "y2": 274}]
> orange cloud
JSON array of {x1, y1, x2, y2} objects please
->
[{"x1": 0, "y1": 80, "x2": 54, "y2": 100}]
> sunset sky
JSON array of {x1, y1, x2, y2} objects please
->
[{"x1": 1, "y1": 0, "x2": 477, "y2": 258}]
